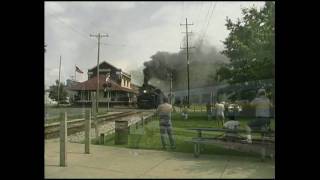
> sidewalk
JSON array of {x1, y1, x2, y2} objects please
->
[{"x1": 45, "y1": 139, "x2": 275, "y2": 178}]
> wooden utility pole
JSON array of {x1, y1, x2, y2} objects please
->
[
  {"x1": 90, "y1": 33, "x2": 108, "y2": 113},
  {"x1": 170, "y1": 72, "x2": 173, "y2": 105},
  {"x1": 57, "y1": 56, "x2": 62, "y2": 107},
  {"x1": 180, "y1": 18, "x2": 194, "y2": 108},
  {"x1": 74, "y1": 65, "x2": 76, "y2": 81}
]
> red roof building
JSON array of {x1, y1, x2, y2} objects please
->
[{"x1": 68, "y1": 61, "x2": 140, "y2": 106}]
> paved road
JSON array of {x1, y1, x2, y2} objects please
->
[{"x1": 45, "y1": 139, "x2": 275, "y2": 178}]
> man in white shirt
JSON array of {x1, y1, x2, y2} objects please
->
[
  {"x1": 215, "y1": 102, "x2": 225, "y2": 127},
  {"x1": 157, "y1": 97, "x2": 176, "y2": 150}
]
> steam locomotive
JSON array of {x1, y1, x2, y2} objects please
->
[{"x1": 137, "y1": 83, "x2": 164, "y2": 109}]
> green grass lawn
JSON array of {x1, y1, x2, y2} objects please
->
[{"x1": 94, "y1": 112, "x2": 275, "y2": 158}]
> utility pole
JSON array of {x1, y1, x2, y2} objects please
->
[
  {"x1": 57, "y1": 55, "x2": 62, "y2": 107},
  {"x1": 74, "y1": 65, "x2": 76, "y2": 81},
  {"x1": 90, "y1": 33, "x2": 108, "y2": 113},
  {"x1": 170, "y1": 72, "x2": 173, "y2": 105},
  {"x1": 180, "y1": 18, "x2": 194, "y2": 108}
]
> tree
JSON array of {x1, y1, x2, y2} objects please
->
[
  {"x1": 216, "y1": 2, "x2": 275, "y2": 84},
  {"x1": 49, "y1": 80, "x2": 68, "y2": 103}
]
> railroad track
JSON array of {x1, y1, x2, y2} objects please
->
[{"x1": 45, "y1": 111, "x2": 143, "y2": 139}]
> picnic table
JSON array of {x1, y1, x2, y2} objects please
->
[{"x1": 187, "y1": 127, "x2": 275, "y2": 159}]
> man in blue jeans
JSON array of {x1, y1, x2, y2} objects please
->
[
  {"x1": 245, "y1": 88, "x2": 273, "y2": 143},
  {"x1": 157, "y1": 97, "x2": 176, "y2": 150}
]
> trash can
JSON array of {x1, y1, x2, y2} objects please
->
[{"x1": 115, "y1": 120, "x2": 129, "y2": 145}]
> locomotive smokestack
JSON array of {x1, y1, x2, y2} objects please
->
[
  {"x1": 143, "y1": 65, "x2": 150, "y2": 85},
  {"x1": 144, "y1": 76, "x2": 148, "y2": 85}
]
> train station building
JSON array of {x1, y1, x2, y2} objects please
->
[{"x1": 69, "y1": 61, "x2": 139, "y2": 106}]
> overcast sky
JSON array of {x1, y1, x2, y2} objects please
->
[{"x1": 45, "y1": 1, "x2": 265, "y2": 89}]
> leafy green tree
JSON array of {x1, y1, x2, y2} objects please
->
[
  {"x1": 49, "y1": 80, "x2": 68, "y2": 103},
  {"x1": 217, "y1": 2, "x2": 275, "y2": 84}
]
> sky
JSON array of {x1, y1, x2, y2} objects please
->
[{"x1": 45, "y1": 1, "x2": 266, "y2": 89}]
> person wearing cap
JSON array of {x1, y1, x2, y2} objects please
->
[
  {"x1": 245, "y1": 88, "x2": 273, "y2": 143},
  {"x1": 181, "y1": 106, "x2": 188, "y2": 120},
  {"x1": 228, "y1": 103, "x2": 241, "y2": 121},
  {"x1": 215, "y1": 101, "x2": 225, "y2": 127},
  {"x1": 157, "y1": 96, "x2": 176, "y2": 150}
]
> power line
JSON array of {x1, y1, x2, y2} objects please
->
[
  {"x1": 203, "y1": 2, "x2": 218, "y2": 38},
  {"x1": 46, "y1": 5, "x2": 100, "y2": 36},
  {"x1": 195, "y1": 2, "x2": 212, "y2": 44},
  {"x1": 47, "y1": 10, "x2": 124, "y2": 50},
  {"x1": 46, "y1": 11, "x2": 96, "y2": 43},
  {"x1": 202, "y1": 2, "x2": 213, "y2": 29},
  {"x1": 190, "y1": 2, "x2": 201, "y2": 23},
  {"x1": 194, "y1": 2, "x2": 204, "y2": 26},
  {"x1": 181, "y1": 1, "x2": 185, "y2": 23},
  {"x1": 193, "y1": 2, "x2": 206, "y2": 42}
]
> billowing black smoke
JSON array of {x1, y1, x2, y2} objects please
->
[
  {"x1": 143, "y1": 51, "x2": 180, "y2": 84},
  {"x1": 143, "y1": 39, "x2": 229, "y2": 91}
]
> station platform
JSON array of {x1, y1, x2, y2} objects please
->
[{"x1": 45, "y1": 139, "x2": 275, "y2": 178}]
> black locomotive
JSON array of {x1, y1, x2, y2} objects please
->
[{"x1": 137, "y1": 83, "x2": 164, "y2": 109}]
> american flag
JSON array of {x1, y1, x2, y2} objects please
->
[{"x1": 75, "y1": 66, "x2": 83, "y2": 73}]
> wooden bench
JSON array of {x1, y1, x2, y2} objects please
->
[{"x1": 187, "y1": 128, "x2": 275, "y2": 159}]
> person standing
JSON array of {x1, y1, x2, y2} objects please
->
[
  {"x1": 228, "y1": 102, "x2": 241, "y2": 120},
  {"x1": 181, "y1": 107, "x2": 188, "y2": 120},
  {"x1": 215, "y1": 101, "x2": 225, "y2": 127},
  {"x1": 206, "y1": 102, "x2": 212, "y2": 120},
  {"x1": 228, "y1": 103, "x2": 235, "y2": 120},
  {"x1": 157, "y1": 97, "x2": 176, "y2": 150}
]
